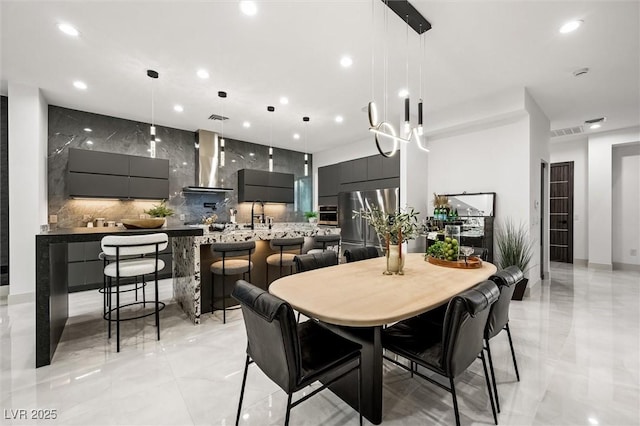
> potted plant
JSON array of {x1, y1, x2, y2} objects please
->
[
  {"x1": 495, "y1": 219, "x2": 534, "y2": 300},
  {"x1": 144, "y1": 200, "x2": 174, "y2": 227},
  {"x1": 354, "y1": 206, "x2": 421, "y2": 274},
  {"x1": 304, "y1": 211, "x2": 318, "y2": 224}
]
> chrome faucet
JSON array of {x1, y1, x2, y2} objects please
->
[{"x1": 251, "y1": 199, "x2": 265, "y2": 230}]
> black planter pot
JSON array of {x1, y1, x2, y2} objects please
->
[{"x1": 511, "y1": 278, "x2": 528, "y2": 300}]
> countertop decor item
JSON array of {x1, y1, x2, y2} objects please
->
[
  {"x1": 495, "y1": 218, "x2": 534, "y2": 300},
  {"x1": 304, "y1": 211, "x2": 318, "y2": 224},
  {"x1": 354, "y1": 206, "x2": 420, "y2": 275},
  {"x1": 426, "y1": 254, "x2": 483, "y2": 269},
  {"x1": 121, "y1": 218, "x2": 166, "y2": 229},
  {"x1": 144, "y1": 200, "x2": 174, "y2": 218}
]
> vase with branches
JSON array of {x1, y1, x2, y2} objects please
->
[{"x1": 353, "y1": 206, "x2": 421, "y2": 275}]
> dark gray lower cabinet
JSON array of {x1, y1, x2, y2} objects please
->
[{"x1": 67, "y1": 239, "x2": 173, "y2": 293}]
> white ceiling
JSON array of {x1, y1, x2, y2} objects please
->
[{"x1": 2, "y1": 1, "x2": 639, "y2": 153}]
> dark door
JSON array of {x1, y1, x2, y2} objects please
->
[{"x1": 550, "y1": 162, "x2": 574, "y2": 263}]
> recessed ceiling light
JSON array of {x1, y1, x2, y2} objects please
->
[
  {"x1": 243, "y1": 121, "x2": 251, "y2": 128},
  {"x1": 174, "y1": 105, "x2": 184, "y2": 112},
  {"x1": 86, "y1": 140, "x2": 93, "y2": 145},
  {"x1": 232, "y1": 159, "x2": 236, "y2": 163},
  {"x1": 58, "y1": 23, "x2": 79, "y2": 37},
  {"x1": 340, "y1": 56, "x2": 353, "y2": 68},
  {"x1": 335, "y1": 116, "x2": 344, "y2": 123},
  {"x1": 585, "y1": 116, "x2": 606, "y2": 130},
  {"x1": 559, "y1": 20, "x2": 583, "y2": 34},
  {"x1": 83, "y1": 128, "x2": 92, "y2": 132},
  {"x1": 182, "y1": 162, "x2": 187, "y2": 165},
  {"x1": 196, "y1": 69, "x2": 210, "y2": 79},
  {"x1": 280, "y1": 97, "x2": 289, "y2": 105},
  {"x1": 239, "y1": 1, "x2": 257, "y2": 16},
  {"x1": 155, "y1": 138, "x2": 161, "y2": 142},
  {"x1": 293, "y1": 133, "x2": 300, "y2": 140},
  {"x1": 249, "y1": 152, "x2": 255, "y2": 156},
  {"x1": 73, "y1": 81, "x2": 87, "y2": 90},
  {"x1": 398, "y1": 89, "x2": 409, "y2": 98}
]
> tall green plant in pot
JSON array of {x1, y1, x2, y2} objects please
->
[{"x1": 495, "y1": 219, "x2": 534, "y2": 300}]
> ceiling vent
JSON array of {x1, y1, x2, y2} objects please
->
[
  {"x1": 208, "y1": 114, "x2": 229, "y2": 121},
  {"x1": 550, "y1": 126, "x2": 584, "y2": 138}
]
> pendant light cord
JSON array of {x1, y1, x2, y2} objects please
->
[{"x1": 371, "y1": 0, "x2": 375, "y2": 101}]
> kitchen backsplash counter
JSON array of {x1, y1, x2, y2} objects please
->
[{"x1": 194, "y1": 223, "x2": 340, "y2": 244}]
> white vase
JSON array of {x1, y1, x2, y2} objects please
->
[
  {"x1": 385, "y1": 244, "x2": 405, "y2": 275},
  {"x1": 308, "y1": 217, "x2": 318, "y2": 224}
]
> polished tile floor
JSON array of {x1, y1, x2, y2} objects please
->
[{"x1": 1, "y1": 262, "x2": 638, "y2": 425}]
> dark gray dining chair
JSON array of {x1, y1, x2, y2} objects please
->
[
  {"x1": 382, "y1": 280, "x2": 500, "y2": 426},
  {"x1": 232, "y1": 280, "x2": 362, "y2": 426},
  {"x1": 485, "y1": 266, "x2": 524, "y2": 412},
  {"x1": 294, "y1": 251, "x2": 338, "y2": 272},
  {"x1": 344, "y1": 246, "x2": 379, "y2": 263}
]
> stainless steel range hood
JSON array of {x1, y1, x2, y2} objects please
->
[{"x1": 183, "y1": 129, "x2": 233, "y2": 193}]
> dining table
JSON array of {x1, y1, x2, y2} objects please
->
[{"x1": 269, "y1": 252, "x2": 497, "y2": 425}]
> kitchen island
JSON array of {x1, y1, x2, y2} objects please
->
[
  {"x1": 173, "y1": 223, "x2": 341, "y2": 324},
  {"x1": 35, "y1": 226, "x2": 203, "y2": 367}
]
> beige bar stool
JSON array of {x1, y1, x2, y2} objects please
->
[
  {"x1": 210, "y1": 241, "x2": 255, "y2": 324},
  {"x1": 101, "y1": 233, "x2": 168, "y2": 352},
  {"x1": 265, "y1": 237, "x2": 304, "y2": 286}
]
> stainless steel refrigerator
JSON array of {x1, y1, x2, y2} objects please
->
[{"x1": 338, "y1": 188, "x2": 399, "y2": 252}]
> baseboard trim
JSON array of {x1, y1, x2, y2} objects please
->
[
  {"x1": 574, "y1": 259, "x2": 588, "y2": 266},
  {"x1": 588, "y1": 262, "x2": 613, "y2": 270},
  {"x1": 8, "y1": 292, "x2": 35, "y2": 304},
  {"x1": 613, "y1": 262, "x2": 640, "y2": 272}
]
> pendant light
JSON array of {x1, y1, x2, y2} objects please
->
[
  {"x1": 403, "y1": 14, "x2": 411, "y2": 138},
  {"x1": 147, "y1": 69, "x2": 159, "y2": 158},
  {"x1": 218, "y1": 91, "x2": 227, "y2": 167},
  {"x1": 267, "y1": 106, "x2": 275, "y2": 172},
  {"x1": 303, "y1": 116, "x2": 310, "y2": 177}
]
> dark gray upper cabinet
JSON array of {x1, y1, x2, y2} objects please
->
[
  {"x1": 129, "y1": 177, "x2": 169, "y2": 200},
  {"x1": 367, "y1": 155, "x2": 384, "y2": 180},
  {"x1": 68, "y1": 173, "x2": 129, "y2": 199},
  {"x1": 340, "y1": 158, "x2": 367, "y2": 183},
  {"x1": 130, "y1": 156, "x2": 169, "y2": 179},
  {"x1": 68, "y1": 148, "x2": 169, "y2": 200},
  {"x1": 382, "y1": 154, "x2": 400, "y2": 179},
  {"x1": 238, "y1": 169, "x2": 294, "y2": 203},
  {"x1": 68, "y1": 148, "x2": 129, "y2": 176},
  {"x1": 318, "y1": 164, "x2": 340, "y2": 197}
]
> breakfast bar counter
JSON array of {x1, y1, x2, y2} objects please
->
[{"x1": 173, "y1": 224, "x2": 340, "y2": 324}]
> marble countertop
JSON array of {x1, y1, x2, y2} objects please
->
[{"x1": 193, "y1": 223, "x2": 340, "y2": 243}]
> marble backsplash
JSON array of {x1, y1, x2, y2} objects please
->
[{"x1": 48, "y1": 106, "x2": 312, "y2": 228}]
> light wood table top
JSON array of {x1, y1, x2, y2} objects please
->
[{"x1": 270, "y1": 253, "x2": 497, "y2": 327}]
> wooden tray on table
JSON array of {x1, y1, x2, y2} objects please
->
[{"x1": 426, "y1": 255, "x2": 483, "y2": 269}]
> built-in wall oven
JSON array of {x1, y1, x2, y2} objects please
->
[{"x1": 318, "y1": 205, "x2": 338, "y2": 225}]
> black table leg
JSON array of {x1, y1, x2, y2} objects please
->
[{"x1": 320, "y1": 324, "x2": 383, "y2": 425}]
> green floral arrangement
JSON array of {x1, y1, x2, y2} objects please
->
[
  {"x1": 144, "y1": 200, "x2": 174, "y2": 217},
  {"x1": 353, "y1": 206, "x2": 421, "y2": 245}
]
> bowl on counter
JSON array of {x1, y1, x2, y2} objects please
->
[{"x1": 121, "y1": 218, "x2": 166, "y2": 229}]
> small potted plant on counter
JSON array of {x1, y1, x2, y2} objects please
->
[
  {"x1": 495, "y1": 219, "x2": 534, "y2": 300},
  {"x1": 144, "y1": 200, "x2": 174, "y2": 227},
  {"x1": 304, "y1": 211, "x2": 318, "y2": 224}
]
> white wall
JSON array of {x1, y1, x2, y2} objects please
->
[
  {"x1": 526, "y1": 91, "x2": 551, "y2": 281},
  {"x1": 549, "y1": 137, "x2": 589, "y2": 262},
  {"x1": 8, "y1": 83, "x2": 48, "y2": 300},
  {"x1": 612, "y1": 143, "x2": 640, "y2": 266},
  {"x1": 588, "y1": 127, "x2": 640, "y2": 268}
]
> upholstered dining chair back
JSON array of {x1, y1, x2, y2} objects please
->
[
  {"x1": 232, "y1": 280, "x2": 300, "y2": 393},
  {"x1": 344, "y1": 246, "x2": 379, "y2": 263},
  {"x1": 101, "y1": 233, "x2": 168, "y2": 257},
  {"x1": 441, "y1": 280, "x2": 499, "y2": 377},
  {"x1": 294, "y1": 251, "x2": 338, "y2": 273},
  {"x1": 486, "y1": 266, "x2": 524, "y2": 339},
  {"x1": 472, "y1": 247, "x2": 489, "y2": 261}
]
